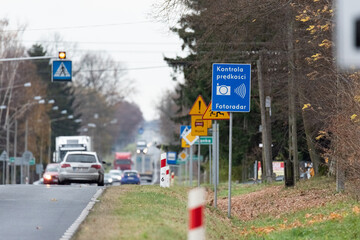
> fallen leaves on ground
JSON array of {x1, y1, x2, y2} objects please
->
[
  {"x1": 213, "y1": 183, "x2": 348, "y2": 221},
  {"x1": 207, "y1": 180, "x2": 354, "y2": 237}
]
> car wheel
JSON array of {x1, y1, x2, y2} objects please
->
[{"x1": 98, "y1": 176, "x2": 104, "y2": 186}]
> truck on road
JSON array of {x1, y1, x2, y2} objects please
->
[
  {"x1": 54, "y1": 136, "x2": 93, "y2": 162},
  {"x1": 113, "y1": 152, "x2": 133, "y2": 170}
]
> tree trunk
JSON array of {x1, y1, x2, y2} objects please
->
[
  {"x1": 288, "y1": 8, "x2": 299, "y2": 184},
  {"x1": 258, "y1": 55, "x2": 273, "y2": 183}
]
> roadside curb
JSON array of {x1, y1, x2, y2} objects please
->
[{"x1": 59, "y1": 187, "x2": 104, "y2": 240}]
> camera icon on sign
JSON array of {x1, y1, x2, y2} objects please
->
[{"x1": 216, "y1": 84, "x2": 231, "y2": 95}]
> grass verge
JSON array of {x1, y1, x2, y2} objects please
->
[
  {"x1": 73, "y1": 185, "x2": 238, "y2": 240},
  {"x1": 73, "y1": 178, "x2": 359, "y2": 240}
]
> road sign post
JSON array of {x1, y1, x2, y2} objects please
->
[
  {"x1": 228, "y1": 112, "x2": 233, "y2": 218},
  {"x1": 212, "y1": 63, "x2": 251, "y2": 218},
  {"x1": 212, "y1": 121, "x2": 218, "y2": 208},
  {"x1": 189, "y1": 96, "x2": 208, "y2": 187},
  {"x1": 198, "y1": 141, "x2": 201, "y2": 187},
  {"x1": 0, "y1": 151, "x2": 7, "y2": 184},
  {"x1": 190, "y1": 145, "x2": 193, "y2": 186}
]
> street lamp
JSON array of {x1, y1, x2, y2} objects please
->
[
  {"x1": 0, "y1": 82, "x2": 31, "y2": 92},
  {"x1": 23, "y1": 82, "x2": 31, "y2": 87},
  {"x1": 3, "y1": 97, "x2": 48, "y2": 184}
]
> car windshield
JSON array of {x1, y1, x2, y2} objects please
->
[
  {"x1": 115, "y1": 160, "x2": 131, "y2": 165},
  {"x1": 46, "y1": 166, "x2": 59, "y2": 172},
  {"x1": 110, "y1": 172, "x2": 121, "y2": 176},
  {"x1": 124, "y1": 172, "x2": 137, "y2": 177},
  {"x1": 66, "y1": 154, "x2": 96, "y2": 163}
]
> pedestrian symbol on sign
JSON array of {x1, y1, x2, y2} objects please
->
[{"x1": 54, "y1": 62, "x2": 70, "y2": 77}]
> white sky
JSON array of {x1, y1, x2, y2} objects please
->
[{"x1": 0, "y1": 0, "x2": 185, "y2": 121}]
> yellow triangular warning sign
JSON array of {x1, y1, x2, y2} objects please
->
[
  {"x1": 202, "y1": 101, "x2": 230, "y2": 120},
  {"x1": 189, "y1": 95, "x2": 207, "y2": 115}
]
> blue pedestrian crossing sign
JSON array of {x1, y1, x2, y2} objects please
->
[
  {"x1": 212, "y1": 63, "x2": 251, "y2": 112},
  {"x1": 52, "y1": 60, "x2": 72, "y2": 82}
]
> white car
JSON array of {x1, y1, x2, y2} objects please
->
[
  {"x1": 108, "y1": 169, "x2": 122, "y2": 183},
  {"x1": 58, "y1": 151, "x2": 105, "y2": 186}
]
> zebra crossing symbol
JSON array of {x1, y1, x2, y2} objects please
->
[
  {"x1": 52, "y1": 60, "x2": 72, "y2": 82},
  {"x1": 54, "y1": 62, "x2": 70, "y2": 77}
]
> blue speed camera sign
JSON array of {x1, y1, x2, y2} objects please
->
[{"x1": 211, "y1": 63, "x2": 251, "y2": 112}]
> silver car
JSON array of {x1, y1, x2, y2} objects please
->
[
  {"x1": 58, "y1": 151, "x2": 105, "y2": 186},
  {"x1": 108, "y1": 169, "x2": 122, "y2": 183}
]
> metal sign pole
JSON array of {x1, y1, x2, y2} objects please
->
[
  {"x1": 20, "y1": 162, "x2": 23, "y2": 184},
  {"x1": 190, "y1": 145, "x2": 193, "y2": 186},
  {"x1": 2, "y1": 157, "x2": 4, "y2": 184},
  {"x1": 212, "y1": 123, "x2": 216, "y2": 186},
  {"x1": 198, "y1": 141, "x2": 201, "y2": 187},
  {"x1": 142, "y1": 153, "x2": 145, "y2": 173},
  {"x1": 185, "y1": 149, "x2": 188, "y2": 186},
  {"x1": 209, "y1": 144, "x2": 212, "y2": 185},
  {"x1": 214, "y1": 121, "x2": 218, "y2": 208},
  {"x1": 13, "y1": 120, "x2": 17, "y2": 184},
  {"x1": 179, "y1": 162, "x2": 182, "y2": 184},
  {"x1": 217, "y1": 122, "x2": 220, "y2": 186},
  {"x1": 228, "y1": 113, "x2": 233, "y2": 218}
]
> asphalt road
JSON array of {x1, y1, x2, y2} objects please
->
[{"x1": 0, "y1": 184, "x2": 102, "y2": 240}]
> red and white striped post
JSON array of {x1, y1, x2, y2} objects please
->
[
  {"x1": 188, "y1": 188, "x2": 206, "y2": 240},
  {"x1": 160, "y1": 153, "x2": 167, "y2": 188},
  {"x1": 171, "y1": 172, "x2": 175, "y2": 186}
]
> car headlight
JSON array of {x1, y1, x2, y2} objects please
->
[
  {"x1": 44, "y1": 174, "x2": 52, "y2": 180},
  {"x1": 108, "y1": 178, "x2": 113, "y2": 183},
  {"x1": 117, "y1": 176, "x2": 122, "y2": 180}
]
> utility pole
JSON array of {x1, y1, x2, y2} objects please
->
[
  {"x1": 288, "y1": 10, "x2": 299, "y2": 185},
  {"x1": 257, "y1": 54, "x2": 273, "y2": 182},
  {"x1": 12, "y1": 120, "x2": 17, "y2": 184},
  {"x1": 336, "y1": 72, "x2": 345, "y2": 191},
  {"x1": 6, "y1": 122, "x2": 10, "y2": 184}
]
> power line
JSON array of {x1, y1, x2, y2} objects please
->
[
  {"x1": 22, "y1": 40, "x2": 180, "y2": 45},
  {"x1": 79, "y1": 66, "x2": 170, "y2": 72},
  {"x1": 12, "y1": 65, "x2": 171, "y2": 75},
  {"x1": 1, "y1": 21, "x2": 153, "y2": 32}
]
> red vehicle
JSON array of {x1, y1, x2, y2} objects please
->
[
  {"x1": 43, "y1": 163, "x2": 60, "y2": 184},
  {"x1": 114, "y1": 152, "x2": 132, "y2": 170}
]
